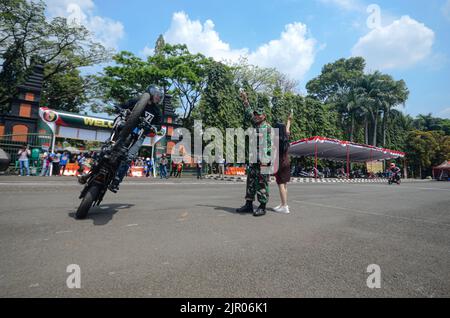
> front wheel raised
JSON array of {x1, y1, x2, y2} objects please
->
[{"x1": 76, "y1": 185, "x2": 100, "y2": 219}]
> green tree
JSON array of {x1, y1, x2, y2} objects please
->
[
  {"x1": 40, "y1": 68, "x2": 93, "y2": 113},
  {"x1": 378, "y1": 76, "x2": 409, "y2": 146},
  {"x1": 413, "y1": 114, "x2": 450, "y2": 135},
  {"x1": 405, "y1": 130, "x2": 439, "y2": 178},
  {"x1": 232, "y1": 57, "x2": 298, "y2": 94},
  {"x1": 306, "y1": 57, "x2": 366, "y2": 102},
  {"x1": 97, "y1": 42, "x2": 211, "y2": 123},
  {"x1": 193, "y1": 60, "x2": 241, "y2": 131},
  {"x1": 0, "y1": 0, "x2": 110, "y2": 112}
]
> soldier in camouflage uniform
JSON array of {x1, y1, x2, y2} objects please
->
[{"x1": 236, "y1": 91, "x2": 272, "y2": 217}]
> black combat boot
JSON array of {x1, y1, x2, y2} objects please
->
[
  {"x1": 253, "y1": 204, "x2": 266, "y2": 217},
  {"x1": 236, "y1": 200, "x2": 254, "y2": 213}
]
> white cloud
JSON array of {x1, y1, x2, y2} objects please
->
[
  {"x1": 443, "y1": 0, "x2": 450, "y2": 21},
  {"x1": 351, "y1": 16, "x2": 435, "y2": 70},
  {"x1": 248, "y1": 23, "x2": 318, "y2": 81},
  {"x1": 164, "y1": 12, "x2": 248, "y2": 62},
  {"x1": 140, "y1": 46, "x2": 154, "y2": 58},
  {"x1": 161, "y1": 12, "x2": 318, "y2": 81},
  {"x1": 45, "y1": 0, "x2": 124, "y2": 49},
  {"x1": 438, "y1": 107, "x2": 450, "y2": 118}
]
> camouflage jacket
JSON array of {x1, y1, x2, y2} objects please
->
[{"x1": 244, "y1": 106, "x2": 272, "y2": 165}]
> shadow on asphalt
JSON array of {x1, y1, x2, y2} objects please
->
[
  {"x1": 68, "y1": 203, "x2": 135, "y2": 225},
  {"x1": 196, "y1": 204, "x2": 252, "y2": 216}
]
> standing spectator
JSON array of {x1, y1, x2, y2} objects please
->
[
  {"x1": 40, "y1": 150, "x2": 50, "y2": 177},
  {"x1": 273, "y1": 111, "x2": 293, "y2": 214},
  {"x1": 59, "y1": 152, "x2": 69, "y2": 176},
  {"x1": 170, "y1": 159, "x2": 177, "y2": 177},
  {"x1": 51, "y1": 151, "x2": 61, "y2": 176},
  {"x1": 145, "y1": 157, "x2": 153, "y2": 178},
  {"x1": 77, "y1": 153, "x2": 86, "y2": 176},
  {"x1": 17, "y1": 145, "x2": 31, "y2": 176},
  {"x1": 218, "y1": 157, "x2": 226, "y2": 180},
  {"x1": 176, "y1": 161, "x2": 184, "y2": 178},
  {"x1": 196, "y1": 157, "x2": 203, "y2": 179},
  {"x1": 324, "y1": 166, "x2": 331, "y2": 178},
  {"x1": 159, "y1": 154, "x2": 168, "y2": 179}
]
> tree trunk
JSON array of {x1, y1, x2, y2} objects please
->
[
  {"x1": 382, "y1": 109, "x2": 388, "y2": 147},
  {"x1": 372, "y1": 113, "x2": 378, "y2": 146},
  {"x1": 349, "y1": 114, "x2": 355, "y2": 142},
  {"x1": 364, "y1": 117, "x2": 369, "y2": 145}
]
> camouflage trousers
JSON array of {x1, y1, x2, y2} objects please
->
[{"x1": 245, "y1": 163, "x2": 269, "y2": 205}]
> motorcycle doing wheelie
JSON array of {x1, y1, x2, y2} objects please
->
[{"x1": 75, "y1": 93, "x2": 157, "y2": 219}]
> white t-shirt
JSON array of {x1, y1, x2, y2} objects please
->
[{"x1": 18, "y1": 149, "x2": 30, "y2": 161}]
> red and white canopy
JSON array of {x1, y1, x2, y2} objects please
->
[
  {"x1": 289, "y1": 136, "x2": 405, "y2": 162},
  {"x1": 433, "y1": 161, "x2": 450, "y2": 171}
]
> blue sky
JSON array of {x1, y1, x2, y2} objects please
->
[{"x1": 45, "y1": 0, "x2": 450, "y2": 118}]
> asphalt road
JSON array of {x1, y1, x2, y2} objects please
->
[{"x1": 0, "y1": 176, "x2": 449, "y2": 298}]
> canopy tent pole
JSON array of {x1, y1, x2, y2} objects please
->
[
  {"x1": 346, "y1": 144, "x2": 350, "y2": 179},
  {"x1": 151, "y1": 144, "x2": 156, "y2": 178},
  {"x1": 403, "y1": 158, "x2": 408, "y2": 179},
  {"x1": 49, "y1": 133, "x2": 56, "y2": 176},
  {"x1": 314, "y1": 141, "x2": 318, "y2": 179}
]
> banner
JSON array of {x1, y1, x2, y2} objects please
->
[{"x1": 39, "y1": 107, "x2": 114, "y2": 130}]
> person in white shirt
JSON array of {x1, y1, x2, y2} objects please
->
[
  {"x1": 218, "y1": 158, "x2": 226, "y2": 180},
  {"x1": 17, "y1": 145, "x2": 31, "y2": 176},
  {"x1": 196, "y1": 158, "x2": 203, "y2": 179},
  {"x1": 40, "y1": 151, "x2": 50, "y2": 176}
]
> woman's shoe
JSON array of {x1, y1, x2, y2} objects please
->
[
  {"x1": 274, "y1": 205, "x2": 290, "y2": 214},
  {"x1": 272, "y1": 204, "x2": 282, "y2": 211}
]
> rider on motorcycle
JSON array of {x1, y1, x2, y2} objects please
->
[
  {"x1": 388, "y1": 163, "x2": 401, "y2": 182},
  {"x1": 78, "y1": 85, "x2": 164, "y2": 192}
]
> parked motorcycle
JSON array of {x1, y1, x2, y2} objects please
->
[{"x1": 75, "y1": 93, "x2": 157, "y2": 219}]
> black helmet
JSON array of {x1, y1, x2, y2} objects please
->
[{"x1": 147, "y1": 85, "x2": 163, "y2": 105}]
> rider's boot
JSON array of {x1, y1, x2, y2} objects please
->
[
  {"x1": 108, "y1": 174, "x2": 122, "y2": 193},
  {"x1": 108, "y1": 180, "x2": 119, "y2": 193}
]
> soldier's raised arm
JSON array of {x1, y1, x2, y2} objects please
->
[
  {"x1": 240, "y1": 90, "x2": 254, "y2": 122},
  {"x1": 240, "y1": 91, "x2": 250, "y2": 108}
]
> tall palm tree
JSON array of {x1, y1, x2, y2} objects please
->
[
  {"x1": 355, "y1": 72, "x2": 384, "y2": 146},
  {"x1": 378, "y1": 77, "x2": 409, "y2": 147},
  {"x1": 333, "y1": 81, "x2": 364, "y2": 142}
]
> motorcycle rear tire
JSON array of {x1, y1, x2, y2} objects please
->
[{"x1": 76, "y1": 185, "x2": 100, "y2": 219}]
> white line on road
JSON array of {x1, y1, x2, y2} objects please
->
[
  {"x1": 0, "y1": 182, "x2": 240, "y2": 186},
  {"x1": 293, "y1": 200, "x2": 450, "y2": 227},
  {"x1": 55, "y1": 230, "x2": 73, "y2": 234},
  {"x1": 366, "y1": 184, "x2": 450, "y2": 192}
]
